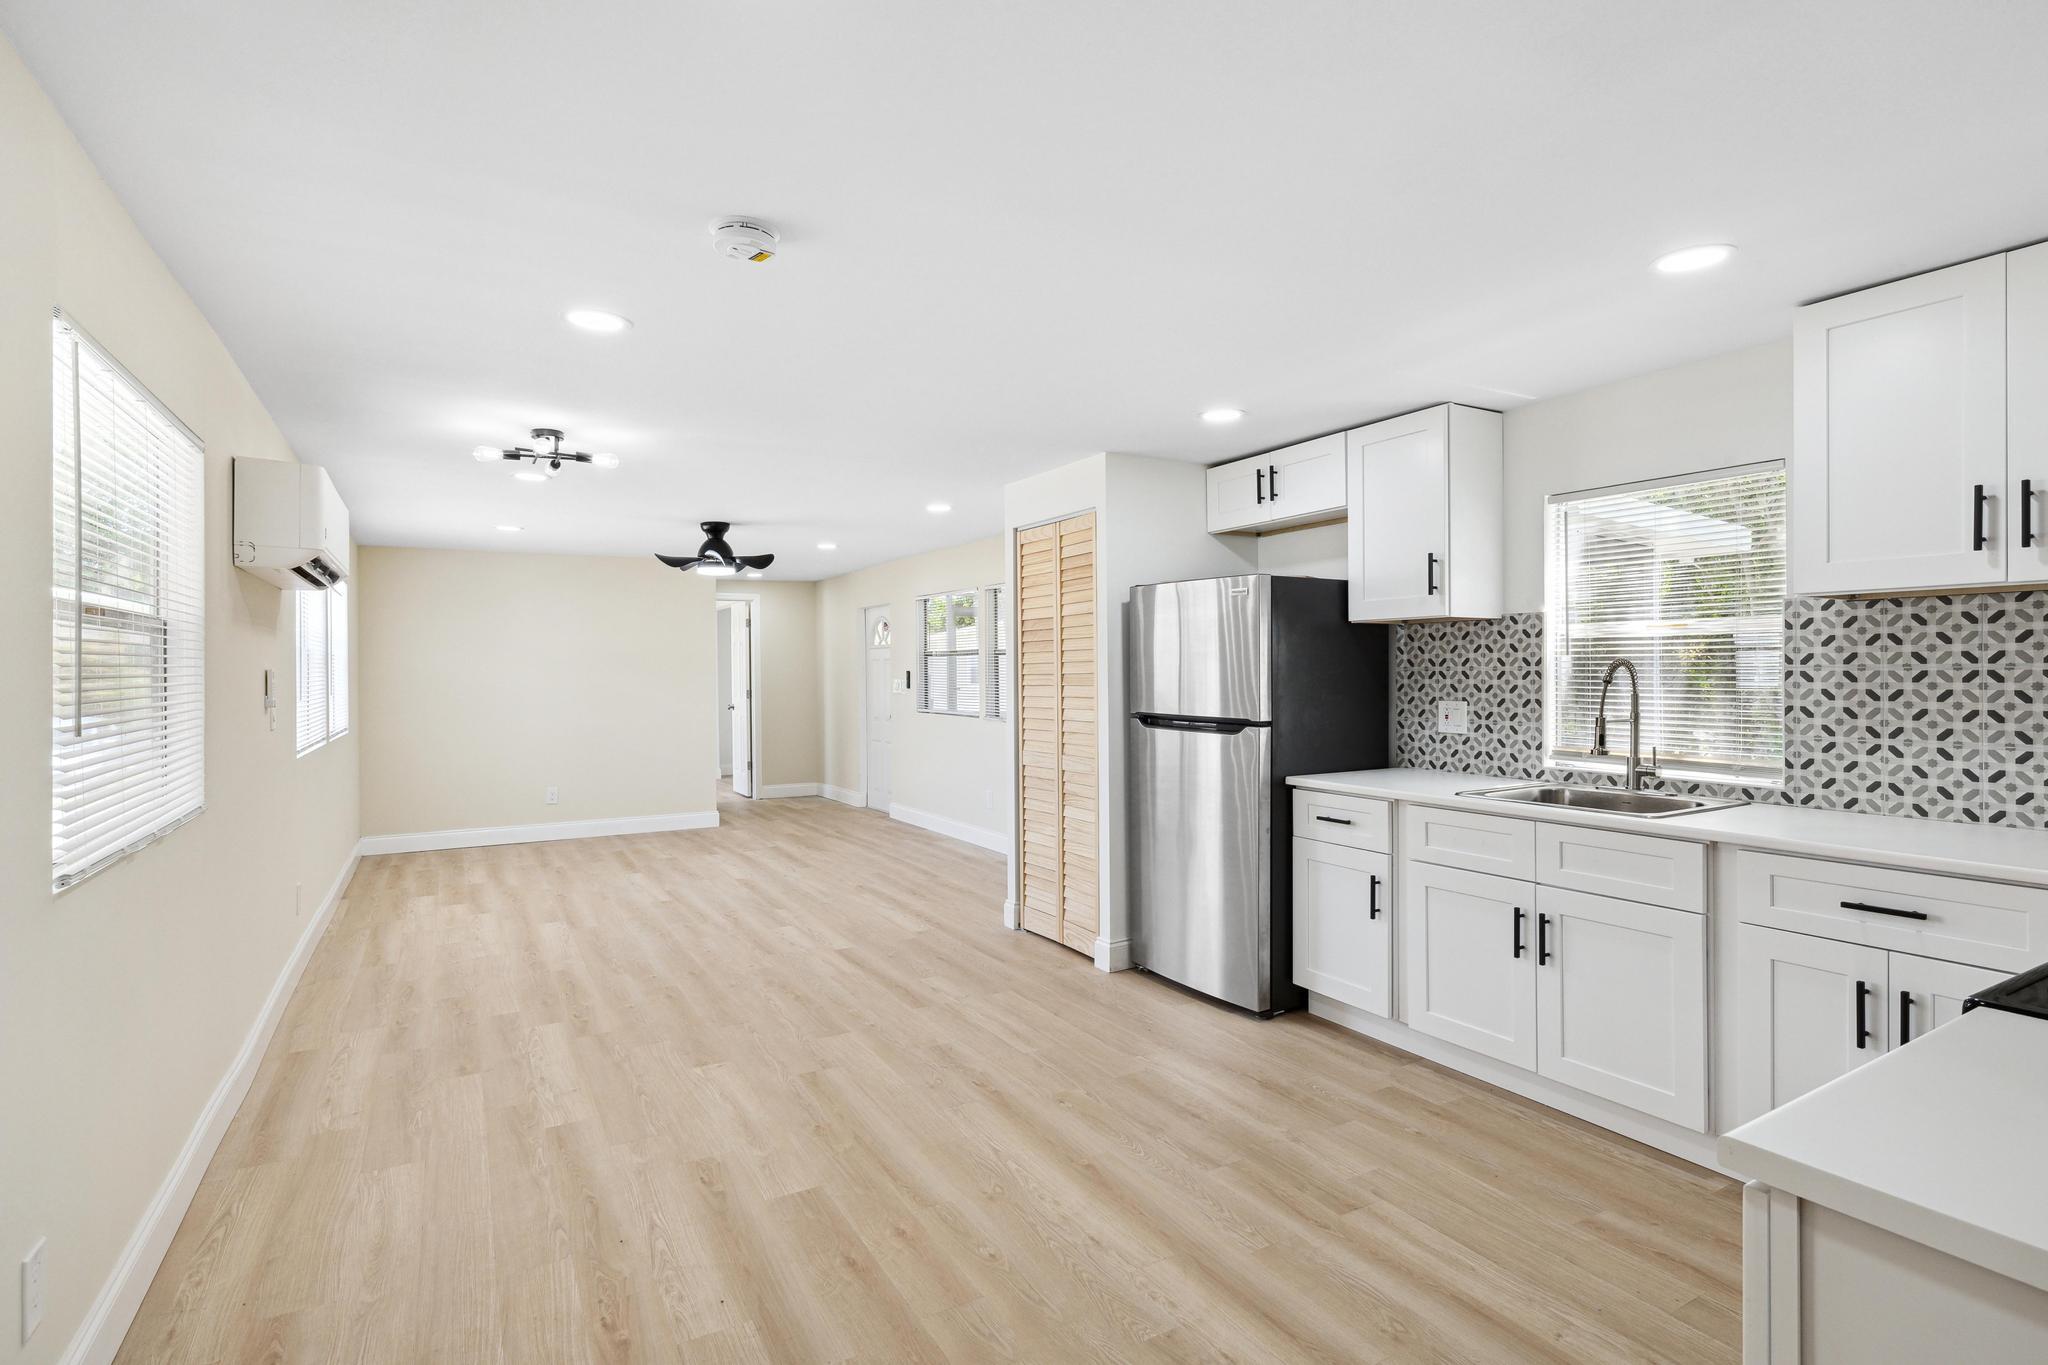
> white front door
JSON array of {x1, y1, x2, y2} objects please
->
[
  {"x1": 728, "y1": 601, "x2": 753, "y2": 797},
  {"x1": 864, "y1": 605, "x2": 893, "y2": 810}
]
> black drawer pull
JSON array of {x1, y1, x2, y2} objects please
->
[
  {"x1": 1314, "y1": 815, "x2": 1353, "y2": 825},
  {"x1": 1841, "y1": 899, "x2": 1929, "y2": 921},
  {"x1": 1255, "y1": 467, "x2": 1265, "y2": 504},
  {"x1": 2025, "y1": 478, "x2": 2037, "y2": 549},
  {"x1": 1426, "y1": 552, "x2": 1440, "y2": 595},
  {"x1": 1537, "y1": 912, "x2": 1553, "y2": 965},
  {"x1": 1899, "y1": 989, "x2": 1914, "y2": 1045},
  {"x1": 1269, "y1": 463, "x2": 1279, "y2": 499},
  {"x1": 1854, "y1": 979, "x2": 1871, "y2": 1049},
  {"x1": 1368, "y1": 873, "x2": 1381, "y2": 920},
  {"x1": 1512, "y1": 907, "x2": 1525, "y2": 959},
  {"x1": 1974, "y1": 483, "x2": 1989, "y2": 551}
]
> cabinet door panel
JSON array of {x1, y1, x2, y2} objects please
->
[
  {"x1": 1292, "y1": 840, "x2": 1391, "y2": 1017},
  {"x1": 1792, "y1": 254, "x2": 2007, "y2": 594},
  {"x1": 1888, "y1": 952, "x2": 2004, "y2": 1050},
  {"x1": 1349, "y1": 406, "x2": 1450, "y2": 620},
  {"x1": 1207, "y1": 456, "x2": 1269, "y2": 532},
  {"x1": 1271, "y1": 439, "x2": 1347, "y2": 518},
  {"x1": 1735, "y1": 925, "x2": 1889, "y2": 1127},
  {"x1": 1400, "y1": 861, "x2": 1535, "y2": 1068},
  {"x1": 2009, "y1": 242, "x2": 2048, "y2": 582},
  {"x1": 1534, "y1": 887, "x2": 1707, "y2": 1129}
]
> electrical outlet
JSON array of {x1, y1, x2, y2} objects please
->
[
  {"x1": 1436, "y1": 699, "x2": 1471, "y2": 735},
  {"x1": 22, "y1": 1238, "x2": 45, "y2": 1344},
  {"x1": 544, "y1": 785, "x2": 559, "y2": 805}
]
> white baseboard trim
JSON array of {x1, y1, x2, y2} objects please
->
[
  {"x1": 61, "y1": 843, "x2": 361, "y2": 1365},
  {"x1": 1003, "y1": 898, "x2": 1019, "y2": 930},
  {"x1": 1305, "y1": 993, "x2": 1725, "y2": 1173},
  {"x1": 756, "y1": 782, "x2": 821, "y2": 799},
  {"x1": 1093, "y1": 936, "x2": 1134, "y2": 973},
  {"x1": 887, "y1": 803, "x2": 1009, "y2": 856},
  {"x1": 359, "y1": 810, "x2": 718, "y2": 856},
  {"x1": 821, "y1": 784, "x2": 863, "y2": 806}
]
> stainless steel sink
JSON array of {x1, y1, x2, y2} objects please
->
[{"x1": 1455, "y1": 783, "x2": 1745, "y2": 819}]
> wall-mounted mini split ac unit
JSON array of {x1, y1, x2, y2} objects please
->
[{"x1": 232, "y1": 457, "x2": 350, "y2": 590}]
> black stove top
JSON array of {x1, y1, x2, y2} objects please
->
[{"x1": 1965, "y1": 960, "x2": 2048, "y2": 1020}]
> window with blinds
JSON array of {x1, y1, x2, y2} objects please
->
[
  {"x1": 1546, "y1": 463, "x2": 1786, "y2": 782},
  {"x1": 984, "y1": 584, "x2": 1006, "y2": 719},
  {"x1": 918, "y1": 587, "x2": 983, "y2": 716},
  {"x1": 52, "y1": 313, "x2": 206, "y2": 890},
  {"x1": 296, "y1": 580, "x2": 349, "y2": 754}
]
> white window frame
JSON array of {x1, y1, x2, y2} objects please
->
[
  {"x1": 296, "y1": 580, "x2": 349, "y2": 755},
  {"x1": 51, "y1": 311, "x2": 207, "y2": 890},
  {"x1": 917, "y1": 585, "x2": 1005, "y2": 719},
  {"x1": 1544, "y1": 461, "x2": 1787, "y2": 785}
]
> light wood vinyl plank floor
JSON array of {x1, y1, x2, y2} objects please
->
[{"x1": 116, "y1": 791, "x2": 1739, "y2": 1363}]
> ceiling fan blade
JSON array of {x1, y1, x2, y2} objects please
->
[
  {"x1": 736, "y1": 553, "x2": 775, "y2": 570},
  {"x1": 654, "y1": 553, "x2": 705, "y2": 570}
]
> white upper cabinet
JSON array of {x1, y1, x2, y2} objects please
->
[
  {"x1": 2008, "y1": 242, "x2": 2048, "y2": 583},
  {"x1": 1347, "y1": 404, "x2": 1502, "y2": 621},
  {"x1": 1206, "y1": 432, "x2": 1347, "y2": 533},
  {"x1": 1792, "y1": 253, "x2": 2012, "y2": 595}
]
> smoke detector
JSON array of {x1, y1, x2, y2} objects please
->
[{"x1": 709, "y1": 217, "x2": 779, "y2": 264}]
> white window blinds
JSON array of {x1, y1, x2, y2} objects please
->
[
  {"x1": 52, "y1": 313, "x2": 207, "y2": 890},
  {"x1": 918, "y1": 588, "x2": 983, "y2": 716},
  {"x1": 1546, "y1": 464, "x2": 1786, "y2": 782},
  {"x1": 984, "y1": 584, "x2": 1006, "y2": 719},
  {"x1": 296, "y1": 580, "x2": 348, "y2": 754}
]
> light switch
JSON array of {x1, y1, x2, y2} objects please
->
[{"x1": 1436, "y1": 699, "x2": 1470, "y2": 735}]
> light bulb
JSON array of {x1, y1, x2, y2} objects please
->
[
  {"x1": 589, "y1": 452, "x2": 620, "y2": 469},
  {"x1": 472, "y1": 445, "x2": 503, "y2": 462}
]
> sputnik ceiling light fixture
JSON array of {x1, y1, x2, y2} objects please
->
[{"x1": 472, "y1": 428, "x2": 621, "y2": 481}]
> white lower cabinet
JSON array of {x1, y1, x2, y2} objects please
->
[
  {"x1": 1534, "y1": 887, "x2": 1707, "y2": 1129},
  {"x1": 1401, "y1": 861, "x2": 1537, "y2": 1069},
  {"x1": 1291, "y1": 838, "x2": 1391, "y2": 1018},
  {"x1": 1890, "y1": 953, "x2": 2006, "y2": 1047}
]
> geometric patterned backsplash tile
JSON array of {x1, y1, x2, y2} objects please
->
[{"x1": 1393, "y1": 592, "x2": 2048, "y2": 827}]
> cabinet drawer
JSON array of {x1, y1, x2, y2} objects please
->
[
  {"x1": 1401, "y1": 803, "x2": 1535, "y2": 880},
  {"x1": 1536, "y1": 822, "x2": 1706, "y2": 913},
  {"x1": 1734, "y1": 851, "x2": 2048, "y2": 973},
  {"x1": 1292, "y1": 788, "x2": 1390, "y2": 852}
]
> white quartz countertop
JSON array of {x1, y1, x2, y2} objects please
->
[
  {"x1": 1287, "y1": 768, "x2": 2048, "y2": 889},
  {"x1": 1718, "y1": 1008, "x2": 2048, "y2": 1291}
]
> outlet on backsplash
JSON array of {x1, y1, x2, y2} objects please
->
[{"x1": 1435, "y1": 699, "x2": 1470, "y2": 734}]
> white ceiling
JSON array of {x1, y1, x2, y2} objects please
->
[{"x1": 7, "y1": 1, "x2": 2048, "y2": 579}]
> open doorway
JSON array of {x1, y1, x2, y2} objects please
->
[
  {"x1": 717, "y1": 597, "x2": 757, "y2": 797},
  {"x1": 862, "y1": 604, "x2": 893, "y2": 811}
]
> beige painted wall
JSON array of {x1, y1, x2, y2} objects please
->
[
  {"x1": 817, "y1": 536, "x2": 1010, "y2": 842},
  {"x1": 0, "y1": 39, "x2": 360, "y2": 1364},
  {"x1": 728, "y1": 578, "x2": 823, "y2": 793},
  {"x1": 356, "y1": 547, "x2": 718, "y2": 836}
]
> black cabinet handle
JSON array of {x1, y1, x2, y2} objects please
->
[
  {"x1": 1974, "y1": 483, "x2": 1989, "y2": 550},
  {"x1": 1426, "y1": 552, "x2": 1440, "y2": 595},
  {"x1": 1314, "y1": 815, "x2": 1353, "y2": 825},
  {"x1": 1840, "y1": 899, "x2": 1929, "y2": 921},
  {"x1": 1368, "y1": 873, "x2": 1381, "y2": 920},
  {"x1": 1269, "y1": 463, "x2": 1279, "y2": 499},
  {"x1": 2025, "y1": 479, "x2": 2037, "y2": 549},
  {"x1": 1537, "y1": 912, "x2": 1553, "y2": 965},
  {"x1": 1512, "y1": 907, "x2": 1524, "y2": 959},
  {"x1": 1899, "y1": 989, "x2": 1913, "y2": 1045},
  {"x1": 1855, "y1": 979, "x2": 1871, "y2": 1049},
  {"x1": 1255, "y1": 467, "x2": 1265, "y2": 504}
]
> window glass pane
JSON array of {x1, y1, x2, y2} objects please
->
[{"x1": 1546, "y1": 466, "x2": 1786, "y2": 779}]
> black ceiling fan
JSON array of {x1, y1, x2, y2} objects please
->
[{"x1": 655, "y1": 522, "x2": 775, "y2": 577}]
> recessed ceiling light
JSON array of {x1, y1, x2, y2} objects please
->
[
  {"x1": 817, "y1": 541, "x2": 837, "y2": 551},
  {"x1": 495, "y1": 524, "x2": 522, "y2": 533},
  {"x1": 926, "y1": 502, "x2": 952, "y2": 514},
  {"x1": 565, "y1": 308, "x2": 631, "y2": 333},
  {"x1": 1201, "y1": 408, "x2": 1245, "y2": 424},
  {"x1": 1653, "y1": 244, "x2": 1735, "y2": 275}
]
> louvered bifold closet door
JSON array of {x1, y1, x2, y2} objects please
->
[
  {"x1": 1055, "y1": 514, "x2": 1098, "y2": 953},
  {"x1": 1016, "y1": 522, "x2": 1063, "y2": 942}
]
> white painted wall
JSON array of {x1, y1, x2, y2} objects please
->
[
  {"x1": 1254, "y1": 520, "x2": 1348, "y2": 579},
  {"x1": 816, "y1": 536, "x2": 1010, "y2": 849},
  {"x1": 0, "y1": 38, "x2": 360, "y2": 1364}
]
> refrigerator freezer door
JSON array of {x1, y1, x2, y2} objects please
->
[
  {"x1": 1127, "y1": 576, "x2": 1272, "y2": 723},
  {"x1": 1128, "y1": 715, "x2": 1272, "y2": 1011}
]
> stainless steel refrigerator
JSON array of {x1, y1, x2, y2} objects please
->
[{"x1": 1127, "y1": 575, "x2": 1389, "y2": 1014}]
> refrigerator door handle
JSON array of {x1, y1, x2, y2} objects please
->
[{"x1": 1135, "y1": 714, "x2": 1253, "y2": 735}]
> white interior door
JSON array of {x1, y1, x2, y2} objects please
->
[
  {"x1": 1534, "y1": 886, "x2": 1707, "y2": 1129},
  {"x1": 864, "y1": 605, "x2": 893, "y2": 810},
  {"x1": 715, "y1": 606, "x2": 734, "y2": 777},
  {"x1": 1400, "y1": 860, "x2": 1536, "y2": 1068},
  {"x1": 728, "y1": 602, "x2": 753, "y2": 797}
]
